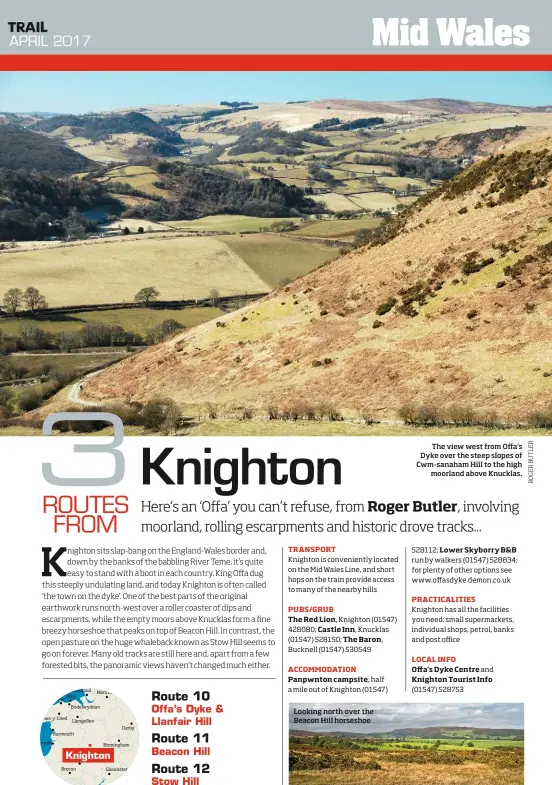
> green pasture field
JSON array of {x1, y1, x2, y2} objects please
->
[
  {"x1": 223, "y1": 235, "x2": 337, "y2": 288},
  {"x1": 0, "y1": 307, "x2": 222, "y2": 338},
  {"x1": 1, "y1": 352, "x2": 127, "y2": 376},
  {"x1": 161, "y1": 215, "x2": 298, "y2": 233},
  {"x1": 0, "y1": 236, "x2": 269, "y2": 306},
  {"x1": 290, "y1": 217, "x2": 382, "y2": 237}
]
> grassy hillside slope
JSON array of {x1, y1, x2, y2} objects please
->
[{"x1": 81, "y1": 136, "x2": 552, "y2": 424}]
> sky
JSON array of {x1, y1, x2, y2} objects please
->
[
  {"x1": 0, "y1": 71, "x2": 551, "y2": 114},
  {"x1": 289, "y1": 703, "x2": 524, "y2": 733}
]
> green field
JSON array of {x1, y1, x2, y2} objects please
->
[
  {"x1": 1, "y1": 352, "x2": 127, "y2": 376},
  {"x1": 397, "y1": 195, "x2": 419, "y2": 206},
  {"x1": 65, "y1": 136, "x2": 127, "y2": 162},
  {"x1": 347, "y1": 191, "x2": 399, "y2": 209},
  {"x1": 98, "y1": 164, "x2": 167, "y2": 197},
  {"x1": 311, "y1": 192, "x2": 359, "y2": 211},
  {"x1": 263, "y1": 165, "x2": 310, "y2": 181},
  {"x1": 162, "y1": 215, "x2": 299, "y2": 233},
  {"x1": 222, "y1": 150, "x2": 280, "y2": 162},
  {"x1": 377, "y1": 175, "x2": 429, "y2": 190},
  {"x1": 179, "y1": 130, "x2": 240, "y2": 145},
  {"x1": 338, "y1": 162, "x2": 394, "y2": 175},
  {"x1": 0, "y1": 306, "x2": 222, "y2": 337},
  {"x1": 290, "y1": 217, "x2": 382, "y2": 238},
  {"x1": 222, "y1": 235, "x2": 337, "y2": 287},
  {"x1": 375, "y1": 738, "x2": 524, "y2": 751},
  {"x1": 320, "y1": 131, "x2": 358, "y2": 146},
  {"x1": 0, "y1": 236, "x2": 269, "y2": 306},
  {"x1": 324, "y1": 167, "x2": 352, "y2": 182}
]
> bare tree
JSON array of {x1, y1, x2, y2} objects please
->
[
  {"x1": 63, "y1": 207, "x2": 87, "y2": 240},
  {"x1": 3, "y1": 288, "x2": 23, "y2": 314},
  {"x1": 24, "y1": 286, "x2": 48, "y2": 312},
  {"x1": 134, "y1": 286, "x2": 160, "y2": 305}
]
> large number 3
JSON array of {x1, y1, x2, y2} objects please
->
[{"x1": 41, "y1": 412, "x2": 125, "y2": 486}]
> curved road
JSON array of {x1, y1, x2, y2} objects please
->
[{"x1": 68, "y1": 370, "x2": 104, "y2": 406}]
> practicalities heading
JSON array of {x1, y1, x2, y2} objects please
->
[
  {"x1": 142, "y1": 447, "x2": 341, "y2": 496},
  {"x1": 373, "y1": 18, "x2": 530, "y2": 47}
]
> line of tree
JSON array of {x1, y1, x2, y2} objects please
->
[
  {"x1": 0, "y1": 316, "x2": 184, "y2": 355},
  {"x1": 2, "y1": 286, "x2": 48, "y2": 314},
  {"x1": 311, "y1": 117, "x2": 341, "y2": 130},
  {"x1": 199, "y1": 106, "x2": 258, "y2": 122},
  {"x1": 49, "y1": 398, "x2": 183, "y2": 434},
  {"x1": 311, "y1": 117, "x2": 385, "y2": 132},
  {"x1": 392, "y1": 154, "x2": 461, "y2": 182},
  {"x1": 127, "y1": 139, "x2": 183, "y2": 158},
  {"x1": 134, "y1": 285, "x2": 220, "y2": 307},
  {"x1": 336, "y1": 117, "x2": 385, "y2": 131}
]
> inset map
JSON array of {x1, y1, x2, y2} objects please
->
[{"x1": 40, "y1": 688, "x2": 138, "y2": 783}]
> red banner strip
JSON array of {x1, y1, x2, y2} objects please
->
[{"x1": 0, "y1": 53, "x2": 551, "y2": 71}]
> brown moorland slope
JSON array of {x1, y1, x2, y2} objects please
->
[
  {"x1": 82, "y1": 137, "x2": 552, "y2": 422},
  {"x1": 308, "y1": 97, "x2": 551, "y2": 116},
  {"x1": 395, "y1": 97, "x2": 552, "y2": 114},
  {"x1": 407, "y1": 126, "x2": 529, "y2": 159}
]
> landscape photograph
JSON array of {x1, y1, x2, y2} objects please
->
[
  {"x1": 289, "y1": 702, "x2": 524, "y2": 785},
  {"x1": 0, "y1": 71, "x2": 551, "y2": 435}
]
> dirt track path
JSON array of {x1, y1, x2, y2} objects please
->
[
  {"x1": 68, "y1": 370, "x2": 104, "y2": 406},
  {"x1": 66, "y1": 371, "x2": 406, "y2": 426}
]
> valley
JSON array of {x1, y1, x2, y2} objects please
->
[{"x1": 1, "y1": 95, "x2": 552, "y2": 434}]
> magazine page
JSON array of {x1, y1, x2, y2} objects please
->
[{"x1": 0, "y1": 3, "x2": 549, "y2": 784}]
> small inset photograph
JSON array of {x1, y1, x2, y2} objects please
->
[
  {"x1": 40, "y1": 687, "x2": 138, "y2": 783},
  {"x1": 289, "y1": 702, "x2": 523, "y2": 784}
]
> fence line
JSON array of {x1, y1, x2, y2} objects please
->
[{"x1": 0, "y1": 292, "x2": 268, "y2": 319}]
